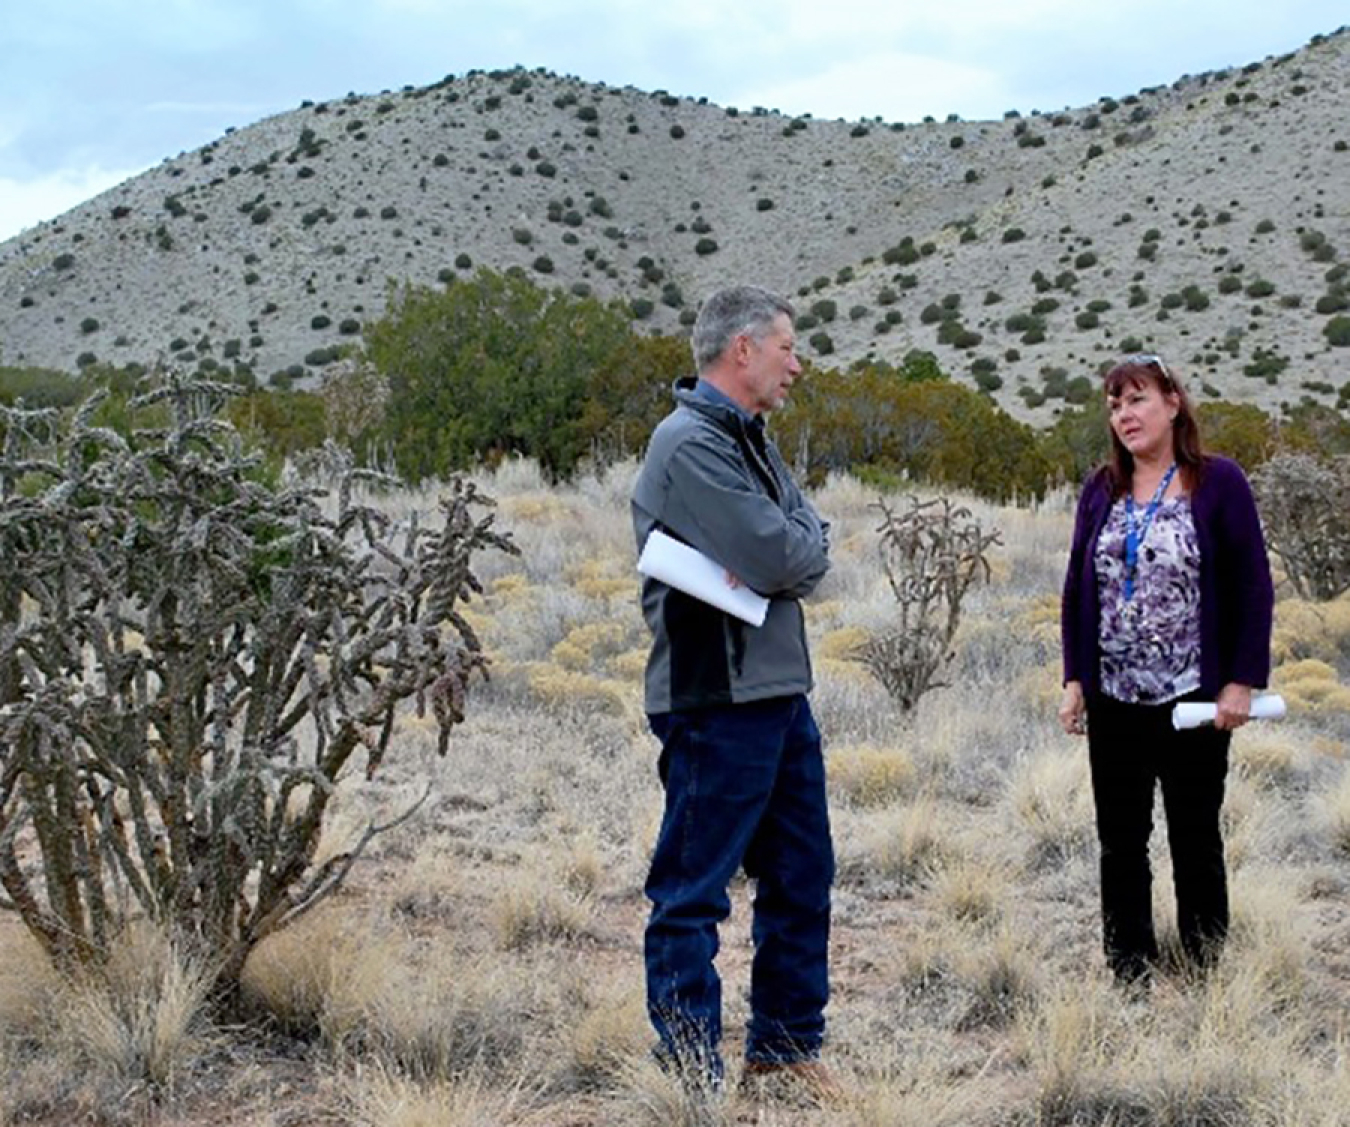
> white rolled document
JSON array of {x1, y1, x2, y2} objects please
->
[
  {"x1": 637, "y1": 529, "x2": 769, "y2": 627},
  {"x1": 1171, "y1": 693, "x2": 1286, "y2": 730}
]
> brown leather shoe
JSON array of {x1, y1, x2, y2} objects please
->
[{"x1": 740, "y1": 1059, "x2": 849, "y2": 1106}]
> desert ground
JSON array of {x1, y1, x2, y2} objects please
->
[{"x1": 1, "y1": 459, "x2": 1348, "y2": 1126}]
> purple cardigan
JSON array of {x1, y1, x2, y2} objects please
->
[{"x1": 1061, "y1": 455, "x2": 1274, "y2": 697}]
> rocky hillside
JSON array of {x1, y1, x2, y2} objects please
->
[{"x1": 2, "y1": 28, "x2": 1348, "y2": 422}]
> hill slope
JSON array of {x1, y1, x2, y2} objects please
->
[{"x1": 1, "y1": 29, "x2": 1348, "y2": 422}]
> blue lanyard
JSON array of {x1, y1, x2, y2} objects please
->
[{"x1": 1124, "y1": 463, "x2": 1177, "y2": 600}]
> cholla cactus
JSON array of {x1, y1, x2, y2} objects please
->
[
  {"x1": 0, "y1": 373, "x2": 516, "y2": 997},
  {"x1": 858, "y1": 495, "x2": 1001, "y2": 711},
  {"x1": 1251, "y1": 452, "x2": 1350, "y2": 601}
]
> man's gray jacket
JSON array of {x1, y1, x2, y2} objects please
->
[{"x1": 632, "y1": 378, "x2": 831, "y2": 713}]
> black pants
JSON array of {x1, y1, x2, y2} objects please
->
[{"x1": 1086, "y1": 693, "x2": 1232, "y2": 981}]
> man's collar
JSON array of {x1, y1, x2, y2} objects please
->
[{"x1": 694, "y1": 378, "x2": 756, "y2": 424}]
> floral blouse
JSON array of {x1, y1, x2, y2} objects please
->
[{"x1": 1094, "y1": 496, "x2": 1202, "y2": 704}]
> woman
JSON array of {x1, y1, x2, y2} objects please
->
[{"x1": 1059, "y1": 354, "x2": 1273, "y2": 984}]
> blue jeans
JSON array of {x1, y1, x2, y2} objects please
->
[{"x1": 644, "y1": 694, "x2": 834, "y2": 1077}]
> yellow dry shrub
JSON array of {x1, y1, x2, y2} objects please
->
[
  {"x1": 818, "y1": 624, "x2": 870, "y2": 661},
  {"x1": 489, "y1": 573, "x2": 535, "y2": 599},
  {"x1": 1271, "y1": 596, "x2": 1350, "y2": 664},
  {"x1": 829, "y1": 743, "x2": 918, "y2": 808},
  {"x1": 500, "y1": 494, "x2": 572, "y2": 523},
  {"x1": 1273, "y1": 659, "x2": 1350, "y2": 714},
  {"x1": 805, "y1": 598, "x2": 846, "y2": 625},
  {"x1": 564, "y1": 557, "x2": 633, "y2": 601},
  {"x1": 607, "y1": 647, "x2": 648, "y2": 680},
  {"x1": 526, "y1": 663, "x2": 637, "y2": 718},
  {"x1": 550, "y1": 621, "x2": 629, "y2": 673},
  {"x1": 1017, "y1": 594, "x2": 1063, "y2": 647},
  {"x1": 816, "y1": 655, "x2": 876, "y2": 687}
]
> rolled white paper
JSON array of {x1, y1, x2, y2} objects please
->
[
  {"x1": 637, "y1": 529, "x2": 769, "y2": 627},
  {"x1": 1171, "y1": 693, "x2": 1286, "y2": 730}
]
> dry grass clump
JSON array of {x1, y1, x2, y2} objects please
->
[
  {"x1": 345, "y1": 1063, "x2": 555, "y2": 1127},
  {"x1": 829, "y1": 743, "x2": 919, "y2": 808},
  {"x1": 1233, "y1": 728, "x2": 1312, "y2": 791},
  {"x1": 59, "y1": 933, "x2": 217, "y2": 1090},
  {"x1": 931, "y1": 851, "x2": 1008, "y2": 926},
  {"x1": 837, "y1": 795, "x2": 947, "y2": 890},
  {"x1": 1006, "y1": 746, "x2": 1095, "y2": 868},
  {"x1": 491, "y1": 866, "x2": 597, "y2": 950},
  {"x1": 1319, "y1": 764, "x2": 1350, "y2": 857}
]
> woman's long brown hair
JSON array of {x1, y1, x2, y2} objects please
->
[{"x1": 1102, "y1": 355, "x2": 1205, "y2": 496}]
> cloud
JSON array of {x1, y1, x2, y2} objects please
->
[
  {"x1": 0, "y1": 165, "x2": 144, "y2": 243},
  {"x1": 734, "y1": 52, "x2": 1009, "y2": 123}
]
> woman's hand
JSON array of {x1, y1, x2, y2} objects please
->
[
  {"x1": 1214, "y1": 683, "x2": 1252, "y2": 731},
  {"x1": 1058, "y1": 680, "x2": 1087, "y2": 736}
]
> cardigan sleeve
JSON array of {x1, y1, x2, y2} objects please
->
[
  {"x1": 1205, "y1": 458, "x2": 1275, "y2": 688},
  {"x1": 1061, "y1": 470, "x2": 1107, "y2": 685}
]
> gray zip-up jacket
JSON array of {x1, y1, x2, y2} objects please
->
[{"x1": 632, "y1": 378, "x2": 831, "y2": 713}]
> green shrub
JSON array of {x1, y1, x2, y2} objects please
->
[
  {"x1": 1182, "y1": 285, "x2": 1211, "y2": 311},
  {"x1": 1325, "y1": 315, "x2": 1350, "y2": 347},
  {"x1": 1002, "y1": 227, "x2": 1026, "y2": 244},
  {"x1": 809, "y1": 331, "x2": 835, "y2": 355},
  {"x1": 694, "y1": 237, "x2": 718, "y2": 256}
]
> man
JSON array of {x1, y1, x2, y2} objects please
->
[{"x1": 631, "y1": 285, "x2": 836, "y2": 1096}]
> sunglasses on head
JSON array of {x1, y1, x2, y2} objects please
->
[
  {"x1": 1115, "y1": 353, "x2": 1174, "y2": 388},
  {"x1": 1117, "y1": 353, "x2": 1171, "y2": 380}
]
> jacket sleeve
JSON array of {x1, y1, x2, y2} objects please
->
[
  {"x1": 658, "y1": 431, "x2": 830, "y2": 599},
  {"x1": 1210, "y1": 459, "x2": 1275, "y2": 688},
  {"x1": 1061, "y1": 472, "x2": 1102, "y2": 685}
]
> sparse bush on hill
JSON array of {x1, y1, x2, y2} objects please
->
[
  {"x1": 0, "y1": 377, "x2": 517, "y2": 1000},
  {"x1": 1325, "y1": 315, "x2": 1350, "y2": 346}
]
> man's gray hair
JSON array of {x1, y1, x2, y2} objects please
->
[{"x1": 691, "y1": 286, "x2": 795, "y2": 373}]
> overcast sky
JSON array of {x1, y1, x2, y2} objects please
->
[{"x1": 1, "y1": 1, "x2": 1344, "y2": 242}]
